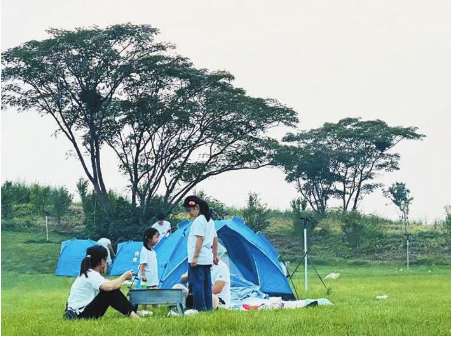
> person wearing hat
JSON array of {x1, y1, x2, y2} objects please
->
[{"x1": 183, "y1": 195, "x2": 219, "y2": 311}]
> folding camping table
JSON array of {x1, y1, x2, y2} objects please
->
[{"x1": 128, "y1": 289, "x2": 185, "y2": 315}]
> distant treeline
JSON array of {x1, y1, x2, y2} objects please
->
[{"x1": 1, "y1": 181, "x2": 72, "y2": 226}]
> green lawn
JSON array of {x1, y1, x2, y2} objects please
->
[{"x1": 2, "y1": 231, "x2": 451, "y2": 335}]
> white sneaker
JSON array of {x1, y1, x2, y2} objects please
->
[
  {"x1": 167, "y1": 310, "x2": 182, "y2": 317},
  {"x1": 184, "y1": 309, "x2": 199, "y2": 316},
  {"x1": 137, "y1": 310, "x2": 153, "y2": 317}
]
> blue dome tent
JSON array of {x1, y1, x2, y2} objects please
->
[
  {"x1": 256, "y1": 232, "x2": 280, "y2": 259},
  {"x1": 109, "y1": 241, "x2": 143, "y2": 276},
  {"x1": 55, "y1": 239, "x2": 97, "y2": 276},
  {"x1": 158, "y1": 217, "x2": 294, "y2": 300}
]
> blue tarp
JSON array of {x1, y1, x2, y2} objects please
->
[
  {"x1": 158, "y1": 216, "x2": 294, "y2": 300},
  {"x1": 55, "y1": 239, "x2": 97, "y2": 276}
]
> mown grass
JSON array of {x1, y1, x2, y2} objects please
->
[{"x1": 2, "y1": 231, "x2": 451, "y2": 335}]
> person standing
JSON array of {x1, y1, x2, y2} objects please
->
[
  {"x1": 137, "y1": 227, "x2": 160, "y2": 316},
  {"x1": 184, "y1": 195, "x2": 219, "y2": 312},
  {"x1": 151, "y1": 213, "x2": 172, "y2": 237},
  {"x1": 175, "y1": 259, "x2": 231, "y2": 310},
  {"x1": 139, "y1": 228, "x2": 160, "y2": 288},
  {"x1": 97, "y1": 238, "x2": 115, "y2": 274}
]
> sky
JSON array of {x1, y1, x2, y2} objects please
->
[{"x1": 2, "y1": 0, "x2": 451, "y2": 222}]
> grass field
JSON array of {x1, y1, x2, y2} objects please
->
[{"x1": 2, "y1": 231, "x2": 451, "y2": 335}]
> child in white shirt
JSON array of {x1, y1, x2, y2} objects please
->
[
  {"x1": 139, "y1": 227, "x2": 160, "y2": 287},
  {"x1": 138, "y1": 227, "x2": 160, "y2": 315}
]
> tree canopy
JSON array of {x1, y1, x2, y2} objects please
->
[
  {"x1": 2, "y1": 23, "x2": 298, "y2": 223},
  {"x1": 275, "y1": 118, "x2": 424, "y2": 213}
]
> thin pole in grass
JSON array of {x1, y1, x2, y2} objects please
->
[
  {"x1": 289, "y1": 223, "x2": 331, "y2": 296},
  {"x1": 45, "y1": 211, "x2": 50, "y2": 241},
  {"x1": 304, "y1": 226, "x2": 308, "y2": 290}
]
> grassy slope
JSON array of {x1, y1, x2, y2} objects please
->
[
  {"x1": 264, "y1": 215, "x2": 451, "y2": 265},
  {"x1": 2, "y1": 231, "x2": 451, "y2": 335}
]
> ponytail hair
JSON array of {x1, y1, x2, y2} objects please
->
[
  {"x1": 80, "y1": 245, "x2": 108, "y2": 277},
  {"x1": 183, "y1": 195, "x2": 211, "y2": 221},
  {"x1": 143, "y1": 228, "x2": 159, "y2": 251}
]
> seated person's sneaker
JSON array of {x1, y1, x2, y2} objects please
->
[{"x1": 137, "y1": 310, "x2": 153, "y2": 317}]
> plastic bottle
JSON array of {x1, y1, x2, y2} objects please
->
[
  {"x1": 376, "y1": 295, "x2": 388, "y2": 300},
  {"x1": 141, "y1": 279, "x2": 147, "y2": 289}
]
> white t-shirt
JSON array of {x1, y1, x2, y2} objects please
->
[
  {"x1": 97, "y1": 238, "x2": 112, "y2": 264},
  {"x1": 187, "y1": 215, "x2": 217, "y2": 265},
  {"x1": 67, "y1": 269, "x2": 106, "y2": 312},
  {"x1": 152, "y1": 221, "x2": 171, "y2": 236},
  {"x1": 139, "y1": 246, "x2": 159, "y2": 286},
  {"x1": 211, "y1": 260, "x2": 231, "y2": 308}
]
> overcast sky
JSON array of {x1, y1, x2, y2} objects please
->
[{"x1": 2, "y1": 0, "x2": 451, "y2": 222}]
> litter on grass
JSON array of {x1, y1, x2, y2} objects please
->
[{"x1": 324, "y1": 273, "x2": 340, "y2": 280}]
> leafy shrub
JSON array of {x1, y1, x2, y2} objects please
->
[{"x1": 342, "y1": 211, "x2": 365, "y2": 249}]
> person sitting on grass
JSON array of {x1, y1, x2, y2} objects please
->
[
  {"x1": 175, "y1": 259, "x2": 231, "y2": 309},
  {"x1": 210, "y1": 259, "x2": 231, "y2": 309},
  {"x1": 65, "y1": 245, "x2": 140, "y2": 319}
]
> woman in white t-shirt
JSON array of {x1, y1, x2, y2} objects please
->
[
  {"x1": 65, "y1": 245, "x2": 139, "y2": 319},
  {"x1": 183, "y1": 195, "x2": 219, "y2": 312}
]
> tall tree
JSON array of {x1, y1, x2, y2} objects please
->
[
  {"x1": 274, "y1": 143, "x2": 338, "y2": 214},
  {"x1": 105, "y1": 51, "x2": 298, "y2": 221},
  {"x1": 321, "y1": 119, "x2": 423, "y2": 211},
  {"x1": 276, "y1": 118, "x2": 424, "y2": 213},
  {"x1": 2, "y1": 24, "x2": 170, "y2": 218},
  {"x1": 3, "y1": 24, "x2": 298, "y2": 223}
]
